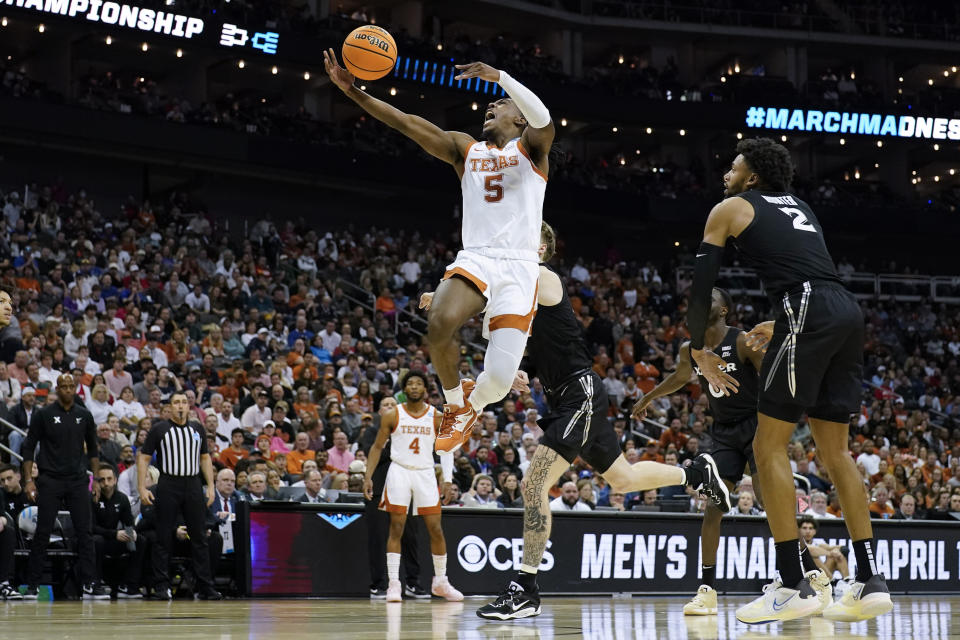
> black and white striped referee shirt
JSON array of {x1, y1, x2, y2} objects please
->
[{"x1": 141, "y1": 418, "x2": 208, "y2": 477}]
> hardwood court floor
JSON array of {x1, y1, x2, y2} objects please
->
[{"x1": 0, "y1": 595, "x2": 957, "y2": 639}]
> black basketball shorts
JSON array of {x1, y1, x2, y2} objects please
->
[
  {"x1": 709, "y1": 415, "x2": 758, "y2": 482},
  {"x1": 759, "y1": 281, "x2": 864, "y2": 424},
  {"x1": 540, "y1": 371, "x2": 620, "y2": 473}
]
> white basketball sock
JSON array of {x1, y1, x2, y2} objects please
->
[
  {"x1": 387, "y1": 552, "x2": 401, "y2": 582},
  {"x1": 433, "y1": 554, "x2": 446, "y2": 578},
  {"x1": 444, "y1": 385, "x2": 464, "y2": 407}
]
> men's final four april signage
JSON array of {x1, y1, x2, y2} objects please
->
[
  {"x1": 745, "y1": 105, "x2": 960, "y2": 140},
  {"x1": 246, "y1": 504, "x2": 960, "y2": 596}
]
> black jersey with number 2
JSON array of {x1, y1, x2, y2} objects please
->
[
  {"x1": 692, "y1": 327, "x2": 758, "y2": 425},
  {"x1": 731, "y1": 190, "x2": 842, "y2": 302}
]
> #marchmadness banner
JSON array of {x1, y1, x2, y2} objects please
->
[{"x1": 243, "y1": 504, "x2": 960, "y2": 597}]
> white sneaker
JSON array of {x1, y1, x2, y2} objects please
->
[
  {"x1": 386, "y1": 579, "x2": 402, "y2": 603},
  {"x1": 735, "y1": 578, "x2": 821, "y2": 624},
  {"x1": 431, "y1": 576, "x2": 464, "y2": 602},
  {"x1": 683, "y1": 584, "x2": 718, "y2": 615},
  {"x1": 805, "y1": 570, "x2": 833, "y2": 615},
  {"x1": 823, "y1": 574, "x2": 893, "y2": 622}
]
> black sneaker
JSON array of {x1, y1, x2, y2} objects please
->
[
  {"x1": 82, "y1": 583, "x2": 111, "y2": 600},
  {"x1": 196, "y1": 588, "x2": 223, "y2": 601},
  {"x1": 0, "y1": 582, "x2": 23, "y2": 601},
  {"x1": 403, "y1": 583, "x2": 430, "y2": 599},
  {"x1": 689, "y1": 453, "x2": 731, "y2": 512},
  {"x1": 117, "y1": 585, "x2": 143, "y2": 599},
  {"x1": 477, "y1": 581, "x2": 541, "y2": 620},
  {"x1": 21, "y1": 586, "x2": 38, "y2": 600},
  {"x1": 150, "y1": 587, "x2": 173, "y2": 601},
  {"x1": 369, "y1": 587, "x2": 388, "y2": 599}
]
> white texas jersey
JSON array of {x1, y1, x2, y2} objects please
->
[
  {"x1": 460, "y1": 137, "x2": 546, "y2": 262},
  {"x1": 390, "y1": 404, "x2": 437, "y2": 469}
]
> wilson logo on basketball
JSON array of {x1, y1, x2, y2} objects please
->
[{"x1": 353, "y1": 33, "x2": 391, "y2": 52}]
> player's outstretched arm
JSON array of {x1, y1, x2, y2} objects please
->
[
  {"x1": 456, "y1": 61, "x2": 555, "y2": 173},
  {"x1": 324, "y1": 49, "x2": 474, "y2": 171},
  {"x1": 631, "y1": 342, "x2": 695, "y2": 419}
]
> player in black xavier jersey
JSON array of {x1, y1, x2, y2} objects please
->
[
  {"x1": 423, "y1": 223, "x2": 732, "y2": 621},
  {"x1": 685, "y1": 138, "x2": 891, "y2": 624},
  {"x1": 633, "y1": 287, "x2": 764, "y2": 615}
]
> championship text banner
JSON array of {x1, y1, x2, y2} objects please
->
[
  {"x1": 2, "y1": 0, "x2": 279, "y2": 56},
  {"x1": 245, "y1": 504, "x2": 960, "y2": 597}
]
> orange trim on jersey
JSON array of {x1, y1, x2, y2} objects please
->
[
  {"x1": 417, "y1": 501, "x2": 442, "y2": 516},
  {"x1": 517, "y1": 140, "x2": 548, "y2": 182},
  {"x1": 400, "y1": 404, "x2": 432, "y2": 420},
  {"x1": 443, "y1": 267, "x2": 488, "y2": 293},
  {"x1": 379, "y1": 487, "x2": 408, "y2": 514},
  {"x1": 489, "y1": 281, "x2": 538, "y2": 334}
]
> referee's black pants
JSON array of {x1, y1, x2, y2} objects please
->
[
  {"x1": 364, "y1": 496, "x2": 420, "y2": 590},
  {"x1": 152, "y1": 475, "x2": 214, "y2": 592},
  {"x1": 0, "y1": 514, "x2": 15, "y2": 584},
  {"x1": 27, "y1": 474, "x2": 96, "y2": 587}
]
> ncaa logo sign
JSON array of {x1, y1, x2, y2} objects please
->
[{"x1": 457, "y1": 535, "x2": 554, "y2": 573}]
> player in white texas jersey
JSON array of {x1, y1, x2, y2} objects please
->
[
  {"x1": 363, "y1": 371, "x2": 461, "y2": 603},
  {"x1": 325, "y1": 50, "x2": 554, "y2": 454}
]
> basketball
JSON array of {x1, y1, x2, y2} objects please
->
[{"x1": 342, "y1": 25, "x2": 397, "y2": 81}]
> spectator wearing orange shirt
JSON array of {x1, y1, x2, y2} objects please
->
[
  {"x1": 633, "y1": 360, "x2": 660, "y2": 394},
  {"x1": 293, "y1": 386, "x2": 319, "y2": 422},
  {"x1": 219, "y1": 429, "x2": 250, "y2": 470},
  {"x1": 638, "y1": 440, "x2": 665, "y2": 463},
  {"x1": 920, "y1": 452, "x2": 941, "y2": 486},
  {"x1": 286, "y1": 432, "x2": 316, "y2": 476},
  {"x1": 658, "y1": 316, "x2": 677, "y2": 345},
  {"x1": 217, "y1": 372, "x2": 240, "y2": 404},
  {"x1": 15, "y1": 266, "x2": 41, "y2": 293},
  {"x1": 868, "y1": 486, "x2": 895, "y2": 519},
  {"x1": 659, "y1": 418, "x2": 689, "y2": 452},
  {"x1": 591, "y1": 352, "x2": 611, "y2": 379},
  {"x1": 616, "y1": 332, "x2": 635, "y2": 367},
  {"x1": 375, "y1": 288, "x2": 397, "y2": 319}
]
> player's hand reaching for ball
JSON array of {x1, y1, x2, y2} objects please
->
[
  {"x1": 745, "y1": 321, "x2": 775, "y2": 352},
  {"x1": 454, "y1": 62, "x2": 501, "y2": 83},
  {"x1": 418, "y1": 292, "x2": 434, "y2": 311},
  {"x1": 323, "y1": 48, "x2": 356, "y2": 93}
]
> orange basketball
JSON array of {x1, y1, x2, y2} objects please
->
[{"x1": 342, "y1": 25, "x2": 398, "y2": 81}]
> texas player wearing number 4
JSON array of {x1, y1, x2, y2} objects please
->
[{"x1": 363, "y1": 371, "x2": 463, "y2": 603}]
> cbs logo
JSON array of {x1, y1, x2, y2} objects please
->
[{"x1": 457, "y1": 535, "x2": 553, "y2": 573}]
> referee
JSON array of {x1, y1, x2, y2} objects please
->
[
  {"x1": 21, "y1": 373, "x2": 108, "y2": 599},
  {"x1": 137, "y1": 392, "x2": 221, "y2": 600}
]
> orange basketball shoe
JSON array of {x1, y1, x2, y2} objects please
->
[{"x1": 435, "y1": 379, "x2": 478, "y2": 453}]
